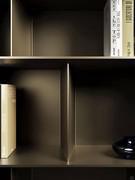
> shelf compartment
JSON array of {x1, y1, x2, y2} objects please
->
[
  {"x1": 0, "y1": 61, "x2": 68, "y2": 165},
  {"x1": 12, "y1": 0, "x2": 104, "y2": 56},
  {"x1": 68, "y1": 62, "x2": 135, "y2": 165}
]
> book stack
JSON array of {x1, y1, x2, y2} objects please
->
[
  {"x1": 0, "y1": 84, "x2": 16, "y2": 158},
  {"x1": 104, "y1": 0, "x2": 134, "y2": 56}
]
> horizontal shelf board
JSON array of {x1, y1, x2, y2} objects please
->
[
  {"x1": 0, "y1": 57, "x2": 135, "y2": 69},
  {"x1": 0, "y1": 146, "x2": 66, "y2": 167},
  {"x1": 0, "y1": 56, "x2": 135, "y2": 60},
  {"x1": 69, "y1": 145, "x2": 135, "y2": 167}
]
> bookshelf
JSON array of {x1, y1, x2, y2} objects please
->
[{"x1": 0, "y1": 0, "x2": 135, "y2": 179}]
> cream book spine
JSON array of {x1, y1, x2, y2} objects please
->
[
  {"x1": 123, "y1": 0, "x2": 134, "y2": 56},
  {"x1": 104, "y1": 0, "x2": 123, "y2": 56},
  {"x1": 1, "y1": 85, "x2": 16, "y2": 158}
]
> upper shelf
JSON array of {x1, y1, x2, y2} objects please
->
[
  {"x1": 1, "y1": 57, "x2": 135, "y2": 67},
  {"x1": 1, "y1": 57, "x2": 135, "y2": 70}
]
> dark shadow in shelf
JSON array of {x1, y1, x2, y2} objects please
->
[
  {"x1": 0, "y1": 168, "x2": 11, "y2": 180},
  {"x1": 0, "y1": 0, "x2": 10, "y2": 56},
  {"x1": 33, "y1": 167, "x2": 126, "y2": 180}
]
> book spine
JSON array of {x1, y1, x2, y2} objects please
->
[
  {"x1": 1, "y1": 85, "x2": 8, "y2": 158},
  {"x1": 111, "y1": 0, "x2": 123, "y2": 56},
  {"x1": 123, "y1": 0, "x2": 134, "y2": 56},
  {"x1": 104, "y1": 0, "x2": 111, "y2": 56}
]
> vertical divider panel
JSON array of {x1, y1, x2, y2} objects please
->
[
  {"x1": 61, "y1": 63, "x2": 75, "y2": 163},
  {"x1": 68, "y1": 63, "x2": 75, "y2": 163},
  {"x1": 61, "y1": 63, "x2": 68, "y2": 161}
]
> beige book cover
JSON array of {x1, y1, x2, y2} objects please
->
[
  {"x1": 1, "y1": 84, "x2": 16, "y2": 158},
  {"x1": 123, "y1": 0, "x2": 134, "y2": 56}
]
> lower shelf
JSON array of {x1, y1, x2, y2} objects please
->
[
  {"x1": 0, "y1": 145, "x2": 135, "y2": 167},
  {"x1": 69, "y1": 145, "x2": 135, "y2": 167},
  {"x1": 0, "y1": 146, "x2": 65, "y2": 167}
]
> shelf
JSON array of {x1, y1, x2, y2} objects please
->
[
  {"x1": 1, "y1": 145, "x2": 132, "y2": 167},
  {"x1": 4, "y1": 56, "x2": 135, "y2": 59},
  {"x1": 0, "y1": 57, "x2": 135, "y2": 67},
  {"x1": 69, "y1": 145, "x2": 135, "y2": 167},
  {"x1": 0, "y1": 146, "x2": 65, "y2": 167}
]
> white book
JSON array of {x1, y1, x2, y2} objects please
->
[
  {"x1": 1, "y1": 84, "x2": 16, "y2": 158},
  {"x1": 104, "y1": 0, "x2": 123, "y2": 56},
  {"x1": 123, "y1": 0, "x2": 134, "y2": 56}
]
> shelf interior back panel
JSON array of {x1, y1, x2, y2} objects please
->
[
  {"x1": 74, "y1": 67, "x2": 135, "y2": 145},
  {"x1": 14, "y1": 69, "x2": 61, "y2": 149},
  {"x1": 12, "y1": 0, "x2": 104, "y2": 56},
  {"x1": 33, "y1": 11, "x2": 103, "y2": 56},
  {"x1": 12, "y1": 0, "x2": 32, "y2": 56}
]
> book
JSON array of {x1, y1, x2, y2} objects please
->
[
  {"x1": 104, "y1": 0, "x2": 123, "y2": 56},
  {"x1": 0, "y1": 84, "x2": 16, "y2": 158},
  {"x1": 123, "y1": 0, "x2": 134, "y2": 56}
]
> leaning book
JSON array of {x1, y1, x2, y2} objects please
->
[
  {"x1": 0, "y1": 84, "x2": 16, "y2": 158},
  {"x1": 104, "y1": 0, "x2": 123, "y2": 56}
]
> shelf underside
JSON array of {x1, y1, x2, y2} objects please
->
[{"x1": 70, "y1": 146, "x2": 135, "y2": 167}]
